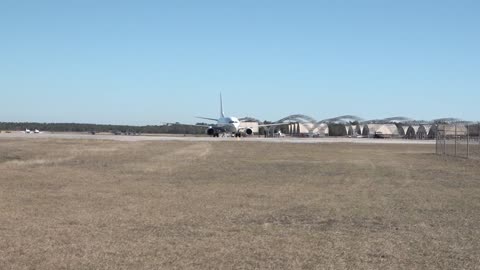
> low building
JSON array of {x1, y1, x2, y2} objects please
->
[
  {"x1": 362, "y1": 124, "x2": 383, "y2": 138},
  {"x1": 374, "y1": 124, "x2": 401, "y2": 138}
]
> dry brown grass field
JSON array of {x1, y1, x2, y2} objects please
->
[{"x1": 1, "y1": 138, "x2": 480, "y2": 269}]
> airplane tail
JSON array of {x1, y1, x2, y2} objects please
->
[{"x1": 220, "y1": 93, "x2": 225, "y2": 118}]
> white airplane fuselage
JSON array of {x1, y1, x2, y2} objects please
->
[{"x1": 216, "y1": 116, "x2": 241, "y2": 133}]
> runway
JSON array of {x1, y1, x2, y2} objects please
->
[{"x1": 0, "y1": 132, "x2": 435, "y2": 144}]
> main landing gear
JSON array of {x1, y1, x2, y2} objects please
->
[{"x1": 211, "y1": 132, "x2": 241, "y2": 138}]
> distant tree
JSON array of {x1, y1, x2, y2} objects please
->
[
  {"x1": 328, "y1": 124, "x2": 347, "y2": 137},
  {"x1": 0, "y1": 122, "x2": 206, "y2": 135}
]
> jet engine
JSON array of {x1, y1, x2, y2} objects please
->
[
  {"x1": 245, "y1": 128, "x2": 254, "y2": 136},
  {"x1": 206, "y1": 128, "x2": 215, "y2": 136}
]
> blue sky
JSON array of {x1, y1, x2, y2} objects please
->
[{"x1": 1, "y1": 0, "x2": 479, "y2": 125}]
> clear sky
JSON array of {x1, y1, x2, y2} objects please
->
[{"x1": 1, "y1": 0, "x2": 479, "y2": 125}]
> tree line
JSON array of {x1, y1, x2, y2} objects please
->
[{"x1": 0, "y1": 122, "x2": 208, "y2": 134}]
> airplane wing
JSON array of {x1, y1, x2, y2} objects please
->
[
  {"x1": 163, "y1": 123, "x2": 211, "y2": 128},
  {"x1": 257, "y1": 123, "x2": 289, "y2": 127},
  {"x1": 239, "y1": 121, "x2": 288, "y2": 128},
  {"x1": 196, "y1": 116, "x2": 218, "y2": 122}
]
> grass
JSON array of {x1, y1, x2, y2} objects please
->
[{"x1": 1, "y1": 138, "x2": 480, "y2": 269}]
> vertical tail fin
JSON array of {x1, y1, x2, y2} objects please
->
[{"x1": 220, "y1": 93, "x2": 225, "y2": 118}]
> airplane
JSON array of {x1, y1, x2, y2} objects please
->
[
  {"x1": 193, "y1": 94, "x2": 285, "y2": 137},
  {"x1": 24, "y1": 129, "x2": 31, "y2": 134}
]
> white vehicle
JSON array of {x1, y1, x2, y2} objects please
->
[
  {"x1": 189, "y1": 94, "x2": 285, "y2": 137},
  {"x1": 275, "y1": 130, "x2": 286, "y2": 137},
  {"x1": 24, "y1": 129, "x2": 41, "y2": 134}
]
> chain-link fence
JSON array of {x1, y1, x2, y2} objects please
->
[{"x1": 436, "y1": 123, "x2": 480, "y2": 159}]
